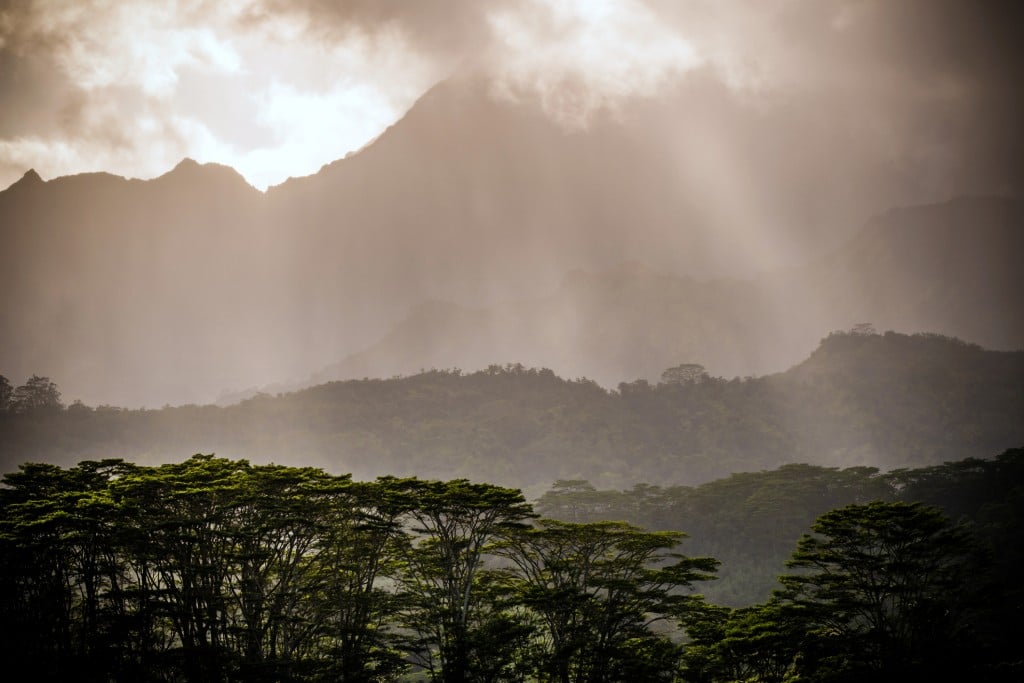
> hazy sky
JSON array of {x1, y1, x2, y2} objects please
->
[{"x1": 1, "y1": 0, "x2": 1021, "y2": 193}]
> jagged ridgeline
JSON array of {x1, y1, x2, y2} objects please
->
[
  {"x1": 1, "y1": 449, "x2": 1021, "y2": 681},
  {"x1": 2, "y1": 330, "x2": 1022, "y2": 491}
]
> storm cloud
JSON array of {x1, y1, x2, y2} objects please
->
[{"x1": 0, "y1": 0, "x2": 1020, "y2": 197}]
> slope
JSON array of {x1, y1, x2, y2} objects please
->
[{"x1": 2, "y1": 330, "x2": 1021, "y2": 493}]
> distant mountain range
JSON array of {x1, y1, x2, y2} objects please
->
[{"x1": 1, "y1": 76, "x2": 1022, "y2": 407}]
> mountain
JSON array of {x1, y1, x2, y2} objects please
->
[
  {"x1": 1, "y1": 73, "x2": 1022, "y2": 407},
  {"x1": 2, "y1": 330, "x2": 1021, "y2": 493},
  {"x1": 0, "y1": 160, "x2": 274, "y2": 406},
  {"x1": 3, "y1": 78, "x2": 772, "y2": 407},
  {"x1": 771, "y1": 197, "x2": 1024, "y2": 349},
  {"x1": 298, "y1": 266, "x2": 770, "y2": 390},
  {"x1": 299, "y1": 196, "x2": 1024, "y2": 389}
]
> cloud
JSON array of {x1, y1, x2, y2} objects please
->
[
  {"x1": 245, "y1": 0, "x2": 504, "y2": 63},
  {"x1": 0, "y1": 0, "x2": 1020, "y2": 198},
  {"x1": 0, "y1": 0, "x2": 443, "y2": 189},
  {"x1": 485, "y1": 0, "x2": 702, "y2": 128}
]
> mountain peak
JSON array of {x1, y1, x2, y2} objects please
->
[
  {"x1": 5, "y1": 168, "x2": 44, "y2": 191},
  {"x1": 156, "y1": 158, "x2": 259, "y2": 194},
  {"x1": 172, "y1": 157, "x2": 201, "y2": 172}
]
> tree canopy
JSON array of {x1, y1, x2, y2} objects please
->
[{"x1": 3, "y1": 332, "x2": 1023, "y2": 495}]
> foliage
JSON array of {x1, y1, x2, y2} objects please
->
[
  {"x1": 0, "y1": 455, "x2": 720, "y2": 682},
  {"x1": 1, "y1": 450, "x2": 1022, "y2": 680},
  {"x1": 774, "y1": 501, "x2": 982, "y2": 681},
  {"x1": 388, "y1": 478, "x2": 534, "y2": 683},
  {"x1": 659, "y1": 364, "x2": 708, "y2": 386},
  {"x1": 0, "y1": 374, "x2": 11, "y2": 411},
  {"x1": 2, "y1": 331, "x2": 1022, "y2": 491},
  {"x1": 8, "y1": 374, "x2": 62, "y2": 413},
  {"x1": 492, "y1": 519, "x2": 717, "y2": 682},
  {"x1": 0, "y1": 456, "x2": 411, "y2": 681}
]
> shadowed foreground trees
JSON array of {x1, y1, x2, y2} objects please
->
[
  {"x1": 776, "y1": 501, "x2": 984, "y2": 682},
  {"x1": 683, "y1": 501, "x2": 1009, "y2": 683},
  {"x1": 0, "y1": 455, "x2": 714, "y2": 682},
  {"x1": 389, "y1": 478, "x2": 535, "y2": 683},
  {"x1": 1, "y1": 453, "x2": 1021, "y2": 681},
  {"x1": 492, "y1": 520, "x2": 717, "y2": 682}
]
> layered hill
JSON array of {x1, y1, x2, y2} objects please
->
[
  {"x1": 2, "y1": 331, "x2": 1021, "y2": 493},
  {"x1": 305, "y1": 196, "x2": 1024, "y2": 388}
]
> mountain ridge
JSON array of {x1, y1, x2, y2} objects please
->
[
  {"x1": 3, "y1": 330, "x2": 1021, "y2": 493},
  {"x1": 1, "y1": 76, "x2": 1021, "y2": 407}
]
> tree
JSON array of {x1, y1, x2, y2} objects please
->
[
  {"x1": 0, "y1": 455, "x2": 413, "y2": 682},
  {"x1": 112, "y1": 455, "x2": 248, "y2": 681},
  {"x1": 534, "y1": 480, "x2": 612, "y2": 523},
  {"x1": 849, "y1": 322, "x2": 876, "y2": 336},
  {"x1": 0, "y1": 459, "x2": 139, "y2": 681},
  {"x1": 390, "y1": 478, "x2": 534, "y2": 683},
  {"x1": 776, "y1": 501, "x2": 983, "y2": 682},
  {"x1": 310, "y1": 478, "x2": 410, "y2": 682},
  {"x1": 0, "y1": 374, "x2": 12, "y2": 411},
  {"x1": 219, "y1": 463, "x2": 348, "y2": 679},
  {"x1": 493, "y1": 519, "x2": 717, "y2": 683},
  {"x1": 680, "y1": 601, "x2": 803, "y2": 683},
  {"x1": 659, "y1": 364, "x2": 707, "y2": 386},
  {"x1": 10, "y1": 375, "x2": 62, "y2": 413}
]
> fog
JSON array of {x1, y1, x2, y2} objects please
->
[{"x1": 0, "y1": 1, "x2": 1022, "y2": 407}]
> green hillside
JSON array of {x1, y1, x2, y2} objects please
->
[{"x1": 2, "y1": 330, "x2": 1022, "y2": 492}]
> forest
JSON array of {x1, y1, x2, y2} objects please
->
[
  {"x1": 1, "y1": 449, "x2": 1021, "y2": 682},
  {"x1": 2, "y1": 330, "x2": 1023, "y2": 492}
]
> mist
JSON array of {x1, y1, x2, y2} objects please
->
[
  {"x1": 0, "y1": 0, "x2": 1022, "y2": 409},
  {"x1": 5, "y1": 6, "x2": 1024, "y2": 681}
]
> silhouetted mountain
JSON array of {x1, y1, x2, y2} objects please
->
[
  {"x1": 2, "y1": 331, "x2": 1021, "y2": 493},
  {"x1": 1, "y1": 75, "x2": 1021, "y2": 407},
  {"x1": 0, "y1": 160, "x2": 279, "y2": 406},
  {"x1": 6, "y1": 168, "x2": 43, "y2": 192}
]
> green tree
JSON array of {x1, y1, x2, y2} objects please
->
[
  {"x1": 220, "y1": 464, "x2": 346, "y2": 680},
  {"x1": 310, "y1": 478, "x2": 410, "y2": 682},
  {"x1": 776, "y1": 501, "x2": 982, "y2": 682},
  {"x1": 680, "y1": 601, "x2": 803, "y2": 683},
  {"x1": 0, "y1": 374, "x2": 12, "y2": 411},
  {"x1": 0, "y1": 459, "x2": 140, "y2": 681},
  {"x1": 659, "y1": 364, "x2": 707, "y2": 386},
  {"x1": 390, "y1": 478, "x2": 534, "y2": 683},
  {"x1": 112, "y1": 455, "x2": 246, "y2": 681},
  {"x1": 10, "y1": 374, "x2": 62, "y2": 413},
  {"x1": 494, "y1": 519, "x2": 717, "y2": 683}
]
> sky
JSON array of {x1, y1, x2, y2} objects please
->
[{"x1": 1, "y1": 0, "x2": 1021, "y2": 194}]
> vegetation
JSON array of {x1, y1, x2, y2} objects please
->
[
  {"x1": 1, "y1": 448, "x2": 1021, "y2": 681},
  {"x1": 2, "y1": 330, "x2": 1022, "y2": 492}
]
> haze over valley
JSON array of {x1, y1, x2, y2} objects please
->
[
  {"x1": 1, "y1": 81, "x2": 1021, "y2": 407},
  {"x1": 3, "y1": 4, "x2": 1024, "y2": 680}
]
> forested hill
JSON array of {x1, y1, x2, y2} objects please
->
[
  {"x1": 534, "y1": 448, "x2": 1024, "y2": 606},
  {"x1": 1, "y1": 330, "x2": 1022, "y2": 492}
]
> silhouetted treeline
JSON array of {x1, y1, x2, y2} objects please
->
[
  {"x1": 0, "y1": 373, "x2": 62, "y2": 414},
  {"x1": 2, "y1": 331, "x2": 1022, "y2": 491},
  {"x1": 1, "y1": 449, "x2": 1021, "y2": 681},
  {"x1": 0, "y1": 455, "x2": 716, "y2": 682}
]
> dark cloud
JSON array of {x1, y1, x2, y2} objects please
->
[{"x1": 1, "y1": 0, "x2": 1021, "y2": 197}]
